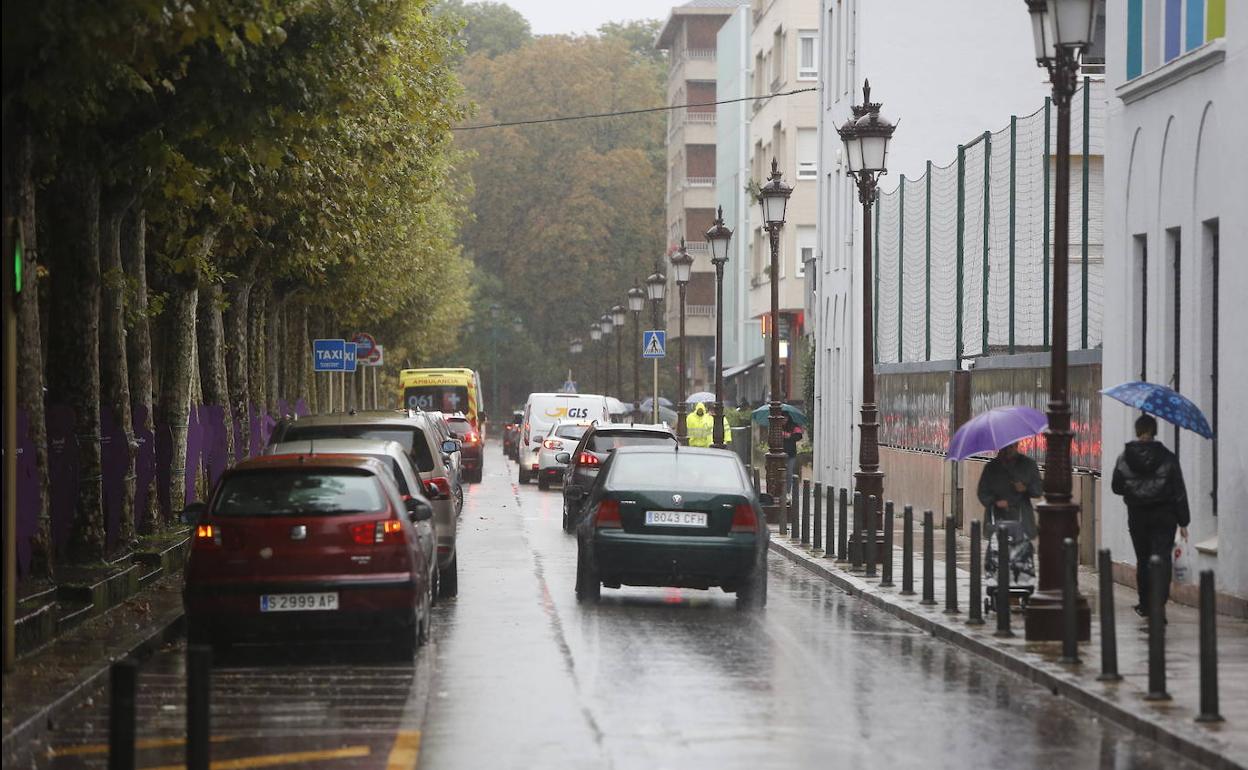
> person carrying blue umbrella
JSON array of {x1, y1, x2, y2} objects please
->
[{"x1": 1110, "y1": 413, "x2": 1191, "y2": 620}]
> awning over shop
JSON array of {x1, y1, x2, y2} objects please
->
[{"x1": 723, "y1": 356, "x2": 764, "y2": 380}]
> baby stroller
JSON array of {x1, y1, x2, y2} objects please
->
[{"x1": 984, "y1": 518, "x2": 1036, "y2": 614}]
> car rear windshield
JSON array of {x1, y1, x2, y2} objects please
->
[
  {"x1": 448, "y1": 418, "x2": 472, "y2": 434},
  {"x1": 608, "y1": 452, "x2": 744, "y2": 494},
  {"x1": 588, "y1": 432, "x2": 676, "y2": 452},
  {"x1": 280, "y1": 425, "x2": 434, "y2": 472},
  {"x1": 214, "y1": 470, "x2": 386, "y2": 516},
  {"x1": 555, "y1": 425, "x2": 588, "y2": 440}
]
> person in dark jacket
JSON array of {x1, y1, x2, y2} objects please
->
[
  {"x1": 782, "y1": 416, "x2": 803, "y2": 503},
  {"x1": 976, "y1": 441, "x2": 1044, "y2": 539},
  {"x1": 1111, "y1": 414, "x2": 1190, "y2": 617}
]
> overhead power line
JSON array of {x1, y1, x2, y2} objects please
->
[{"x1": 452, "y1": 87, "x2": 818, "y2": 131}]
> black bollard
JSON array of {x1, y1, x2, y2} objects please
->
[
  {"x1": 994, "y1": 526, "x2": 1013, "y2": 637},
  {"x1": 187, "y1": 644, "x2": 213, "y2": 770},
  {"x1": 801, "y1": 479, "x2": 811, "y2": 545},
  {"x1": 1060, "y1": 538, "x2": 1080, "y2": 664},
  {"x1": 1144, "y1": 554, "x2": 1170, "y2": 701},
  {"x1": 1196, "y1": 570, "x2": 1223, "y2": 722},
  {"x1": 779, "y1": 482, "x2": 788, "y2": 537},
  {"x1": 790, "y1": 475, "x2": 801, "y2": 541},
  {"x1": 850, "y1": 491, "x2": 864, "y2": 570},
  {"x1": 752, "y1": 467, "x2": 760, "y2": 495},
  {"x1": 837, "y1": 488, "x2": 849, "y2": 561},
  {"x1": 921, "y1": 510, "x2": 936, "y2": 605},
  {"x1": 108, "y1": 658, "x2": 137, "y2": 770},
  {"x1": 865, "y1": 495, "x2": 878, "y2": 578},
  {"x1": 901, "y1": 505, "x2": 915, "y2": 595},
  {"x1": 880, "y1": 501, "x2": 895, "y2": 588},
  {"x1": 1097, "y1": 548, "x2": 1121, "y2": 682},
  {"x1": 944, "y1": 516, "x2": 959, "y2": 614},
  {"x1": 967, "y1": 521, "x2": 983, "y2": 625},
  {"x1": 812, "y1": 482, "x2": 823, "y2": 552}
]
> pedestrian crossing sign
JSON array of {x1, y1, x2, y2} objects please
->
[{"x1": 642, "y1": 330, "x2": 666, "y2": 359}]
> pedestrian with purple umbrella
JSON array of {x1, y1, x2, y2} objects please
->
[{"x1": 976, "y1": 442, "x2": 1043, "y2": 539}]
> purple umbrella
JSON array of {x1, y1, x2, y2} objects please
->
[{"x1": 946, "y1": 406, "x2": 1048, "y2": 461}]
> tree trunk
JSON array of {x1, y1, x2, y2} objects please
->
[
  {"x1": 265, "y1": 294, "x2": 282, "y2": 415},
  {"x1": 100, "y1": 199, "x2": 136, "y2": 545},
  {"x1": 295, "y1": 304, "x2": 310, "y2": 408},
  {"x1": 4, "y1": 129, "x2": 53, "y2": 577},
  {"x1": 224, "y1": 270, "x2": 253, "y2": 457},
  {"x1": 197, "y1": 280, "x2": 231, "y2": 454},
  {"x1": 248, "y1": 285, "x2": 267, "y2": 416},
  {"x1": 157, "y1": 230, "x2": 215, "y2": 521},
  {"x1": 46, "y1": 162, "x2": 105, "y2": 562},
  {"x1": 123, "y1": 208, "x2": 158, "y2": 534}
]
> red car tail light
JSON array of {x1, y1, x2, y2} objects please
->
[
  {"x1": 424, "y1": 478, "x2": 452, "y2": 500},
  {"x1": 465, "y1": 432, "x2": 480, "y2": 444},
  {"x1": 351, "y1": 519, "x2": 405, "y2": 545},
  {"x1": 543, "y1": 439, "x2": 563, "y2": 451},
  {"x1": 193, "y1": 524, "x2": 221, "y2": 548},
  {"x1": 731, "y1": 503, "x2": 758, "y2": 532},
  {"x1": 577, "y1": 451, "x2": 600, "y2": 466},
  {"x1": 594, "y1": 499, "x2": 621, "y2": 529}
]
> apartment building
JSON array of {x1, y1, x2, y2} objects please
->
[
  {"x1": 1101, "y1": 0, "x2": 1245, "y2": 602},
  {"x1": 744, "y1": 0, "x2": 819, "y2": 403},
  {"x1": 656, "y1": 0, "x2": 736, "y2": 395}
]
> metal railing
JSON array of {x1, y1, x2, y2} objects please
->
[
  {"x1": 686, "y1": 176, "x2": 715, "y2": 187},
  {"x1": 687, "y1": 111, "x2": 716, "y2": 124},
  {"x1": 686, "y1": 304, "x2": 715, "y2": 317}
]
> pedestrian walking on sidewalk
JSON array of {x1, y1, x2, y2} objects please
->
[
  {"x1": 976, "y1": 441, "x2": 1043, "y2": 538},
  {"x1": 1111, "y1": 414, "x2": 1190, "y2": 618},
  {"x1": 686, "y1": 402, "x2": 730, "y2": 448},
  {"x1": 783, "y1": 416, "x2": 803, "y2": 502}
]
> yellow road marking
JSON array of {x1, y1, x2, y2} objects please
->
[
  {"x1": 141, "y1": 744, "x2": 370, "y2": 770},
  {"x1": 386, "y1": 730, "x2": 421, "y2": 770},
  {"x1": 51, "y1": 736, "x2": 234, "y2": 757}
]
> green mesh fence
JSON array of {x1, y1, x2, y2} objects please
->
[{"x1": 872, "y1": 81, "x2": 1103, "y2": 363}]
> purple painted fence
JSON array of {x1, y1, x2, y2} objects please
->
[
  {"x1": 100, "y1": 408, "x2": 127, "y2": 551},
  {"x1": 133, "y1": 405, "x2": 156, "y2": 534}
]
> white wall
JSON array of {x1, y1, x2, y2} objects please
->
[
  {"x1": 815, "y1": 0, "x2": 1051, "y2": 492},
  {"x1": 1102, "y1": 3, "x2": 1248, "y2": 599}
]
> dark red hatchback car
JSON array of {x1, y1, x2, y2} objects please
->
[{"x1": 182, "y1": 454, "x2": 434, "y2": 657}]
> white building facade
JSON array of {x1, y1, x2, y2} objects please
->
[
  {"x1": 1101, "y1": 0, "x2": 1246, "y2": 602},
  {"x1": 813, "y1": 0, "x2": 1051, "y2": 492}
]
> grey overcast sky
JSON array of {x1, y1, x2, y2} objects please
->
[{"x1": 502, "y1": 0, "x2": 679, "y2": 36}]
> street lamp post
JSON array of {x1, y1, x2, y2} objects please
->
[
  {"x1": 611, "y1": 304, "x2": 626, "y2": 403},
  {"x1": 627, "y1": 287, "x2": 645, "y2": 415},
  {"x1": 706, "y1": 207, "x2": 734, "y2": 449},
  {"x1": 599, "y1": 314, "x2": 613, "y2": 398},
  {"x1": 569, "y1": 338, "x2": 583, "y2": 391},
  {"x1": 838, "y1": 80, "x2": 896, "y2": 561},
  {"x1": 1022, "y1": 0, "x2": 1096, "y2": 641},
  {"x1": 669, "y1": 243, "x2": 695, "y2": 443},
  {"x1": 589, "y1": 323, "x2": 602, "y2": 394},
  {"x1": 645, "y1": 269, "x2": 667, "y2": 424},
  {"x1": 758, "y1": 159, "x2": 792, "y2": 525}
]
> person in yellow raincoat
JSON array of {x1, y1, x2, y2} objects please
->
[{"x1": 686, "y1": 402, "x2": 732, "y2": 447}]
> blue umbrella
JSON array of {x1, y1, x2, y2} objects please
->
[
  {"x1": 1101, "y1": 381, "x2": 1214, "y2": 439},
  {"x1": 947, "y1": 406, "x2": 1048, "y2": 461},
  {"x1": 751, "y1": 403, "x2": 807, "y2": 427}
]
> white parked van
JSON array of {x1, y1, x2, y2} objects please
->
[{"x1": 518, "y1": 392, "x2": 611, "y2": 484}]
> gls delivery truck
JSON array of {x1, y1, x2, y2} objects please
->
[{"x1": 518, "y1": 392, "x2": 610, "y2": 484}]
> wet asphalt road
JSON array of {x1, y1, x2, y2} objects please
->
[{"x1": 36, "y1": 439, "x2": 1204, "y2": 769}]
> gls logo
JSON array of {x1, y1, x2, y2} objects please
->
[{"x1": 543, "y1": 406, "x2": 591, "y2": 419}]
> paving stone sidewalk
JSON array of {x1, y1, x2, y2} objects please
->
[
  {"x1": 769, "y1": 524, "x2": 1248, "y2": 770},
  {"x1": 1, "y1": 574, "x2": 185, "y2": 766}
]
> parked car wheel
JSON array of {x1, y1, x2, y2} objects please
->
[{"x1": 575, "y1": 548, "x2": 600, "y2": 603}]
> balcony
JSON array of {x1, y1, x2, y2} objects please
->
[
  {"x1": 686, "y1": 304, "x2": 715, "y2": 317},
  {"x1": 686, "y1": 48, "x2": 716, "y2": 60},
  {"x1": 686, "y1": 176, "x2": 714, "y2": 187},
  {"x1": 687, "y1": 111, "x2": 716, "y2": 124}
]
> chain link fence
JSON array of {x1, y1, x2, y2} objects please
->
[{"x1": 872, "y1": 80, "x2": 1104, "y2": 363}]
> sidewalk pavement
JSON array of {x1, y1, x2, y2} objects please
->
[
  {"x1": 1, "y1": 573, "x2": 185, "y2": 766},
  {"x1": 769, "y1": 523, "x2": 1248, "y2": 770}
]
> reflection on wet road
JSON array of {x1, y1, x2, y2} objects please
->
[{"x1": 37, "y1": 440, "x2": 1204, "y2": 769}]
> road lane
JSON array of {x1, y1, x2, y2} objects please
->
[{"x1": 419, "y1": 441, "x2": 1204, "y2": 770}]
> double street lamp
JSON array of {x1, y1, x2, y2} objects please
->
[
  {"x1": 705, "y1": 207, "x2": 733, "y2": 449},
  {"x1": 589, "y1": 322, "x2": 602, "y2": 394},
  {"x1": 569, "y1": 338, "x2": 583, "y2": 390},
  {"x1": 758, "y1": 159, "x2": 792, "y2": 525},
  {"x1": 627, "y1": 287, "x2": 645, "y2": 411},
  {"x1": 669, "y1": 242, "x2": 694, "y2": 442},
  {"x1": 1022, "y1": 0, "x2": 1098, "y2": 642},
  {"x1": 599, "y1": 314, "x2": 613, "y2": 397},
  {"x1": 645, "y1": 269, "x2": 667, "y2": 424},
  {"x1": 838, "y1": 80, "x2": 896, "y2": 555},
  {"x1": 611, "y1": 304, "x2": 626, "y2": 402}
]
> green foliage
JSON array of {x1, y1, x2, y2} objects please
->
[
  {"x1": 597, "y1": 20, "x2": 666, "y2": 65},
  {"x1": 802, "y1": 335, "x2": 815, "y2": 441},
  {"x1": 724, "y1": 407, "x2": 752, "y2": 428},
  {"x1": 435, "y1": 0, "x2": 532, "y2": 60}
]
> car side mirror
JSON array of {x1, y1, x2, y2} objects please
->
[
  {"x1": 181, "y1": 501, "x2": 207, "y2": 525},
  {"x1": 406, "y1": 498, "x2": 434, "y2": 522},
  {"x1": 555, "y1": 452, "x2": 571, "y2": 464},
  {"x1": 441, "y1": 439, "x2": 460, "y2": 454}
]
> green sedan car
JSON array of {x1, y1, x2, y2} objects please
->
[{"x1": 573, "y1": 445, "x2": 769, "y2": 608}]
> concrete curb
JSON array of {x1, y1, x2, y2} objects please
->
[
  {"x1": 1, "y1": 605, "x2": 185, "y2": 764},
  {"x1": 769, "y1": 538, "x2": 1246, "y2": 770}
]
